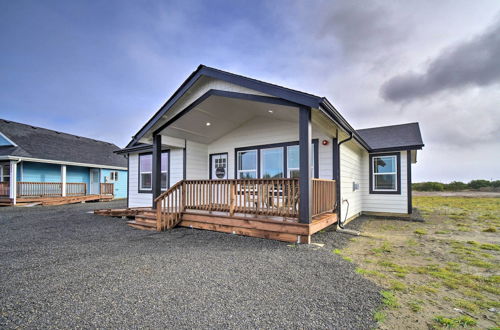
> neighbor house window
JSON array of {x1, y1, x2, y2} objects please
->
[
  {"x1": 139, "y1": 152, "x2": 169, "y2": 192},
  {"x1": 0, "y1": 164, "x2": 10, "y2": 183},
  {"x1": 110, "y1": 171, "x2": 119, "y2": 181},
  {"x1": 237, "y1": 150, "x2": 257, "y2": 179},
  {"x1": 370, "y1": 153, "x2": 400, "y2": 194}
]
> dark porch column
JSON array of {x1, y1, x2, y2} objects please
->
[
  {"x1": 152, "y1": 134, "x2": 162, "y2": 209},
  {"x1": 299, "y1": 106, "x2": 312, "y2": 224}
]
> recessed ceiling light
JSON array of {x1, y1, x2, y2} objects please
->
[
  {"x1": 268, "y1": 110, "x2": 273, "y2": 113},
  {"x1": 206, "y1": 122, "x2": 211, "y2": 126}
]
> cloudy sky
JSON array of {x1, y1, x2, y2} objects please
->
[{"x1": 1, "y1": 0, "x2": 499, "y2": 182}]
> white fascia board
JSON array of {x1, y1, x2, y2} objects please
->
[
  {"x1": 0, "y1": 156, "x2": 127, "y2": 170},
  {"x1": 0, "y1": 131, "x2": 17, "y2": 146}
]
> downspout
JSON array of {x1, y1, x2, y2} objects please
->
[{"x1": 337, "y1": 132, "x2": 353, "y2": 229}]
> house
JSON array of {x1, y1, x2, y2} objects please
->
[
  {"x1": 0, "y1": 119, "x2": 128, "y2": 206},
  {"x1": 111, "y1": 65, "x2": 423, "y2": 243}
]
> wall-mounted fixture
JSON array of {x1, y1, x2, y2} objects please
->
[
  {"x1": 353, "y1": 182, "x2": 360, "y2": 191},
  {"x1": 322, "y1": 139, "x2": 329, "y2": 146},
  {"x1": 206, "y1": 122, "x2": 211, "y2": 126}
]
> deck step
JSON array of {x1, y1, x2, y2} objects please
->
[
  {"x1": 135, "y1": 214, "x2": 157, "y2": 221},
  {"x1": 126, "y1": 220, "x2": 157, "y2": 231}
]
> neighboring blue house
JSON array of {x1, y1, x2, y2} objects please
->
[{"x1": 0, "y1": 119, "x2": 127, "y2": 205}]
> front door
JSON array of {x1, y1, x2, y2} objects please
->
[
  {"x1": 210, "y1": 153, "x2": 228, "y2": 179},
  {"x1": 90, "y1": 169, "x2": 100, "y2": 195}
]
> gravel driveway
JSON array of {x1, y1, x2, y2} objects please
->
[{"x1": 0, "y1": 201, "x2": 380, "y2": 329}]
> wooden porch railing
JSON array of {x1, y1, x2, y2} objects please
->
[
  {"x1": 0, "y1": 182, "x2": 9, "y2": 197},
  {"x1": 67, "y1": 183, "x2": 87, "y2": 196},
  {"x1": 155, "y1": 178, "x2": 337, "y2": 231},
  {"x1": 100, "y1": 183, "x2": 114, "y2": 195},
  {"x1": 17, "y1": 182, "x2": 63, "y2": 197},
  {"x1": 312, "y1": 178, "x2": 337, "y2": 216}
]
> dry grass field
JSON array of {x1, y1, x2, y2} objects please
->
[{"x1": 336, "y1": 196, "x2": 499, "y2": 329}]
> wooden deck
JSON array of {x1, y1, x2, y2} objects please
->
[
  {"x1": 95, "y1": 178, "x2": 337, "y2": 244},
  {"x1": 0, "y1": 194, "x2": 114, "y2": 206},
  {"x1": 95, "y1": 207, "x2": 338, "y2": 244}
]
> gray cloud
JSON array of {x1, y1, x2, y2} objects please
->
[
  {"x1": 381, "y1": 17, "x2": 500, "y2": 102},
  {"x1": 311, "y1": 1, "x2": 409, "y2": 59}
]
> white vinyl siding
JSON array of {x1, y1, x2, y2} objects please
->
[
  {"x1": 207, "y1": 116, "x2": 333, "y2": 179},
  {"x1": 186, "y1": 140, "x2": 208, "y2": 179},
  {"x1": 169, "y1": 148, "x2": 184, "y2": 186},
  {"x1": 339, "y1": 140, "x2": 364, "y2": 221},
  {"x1": 362, "y1": 151, "x2": 408, "y2": 214},
  {"x1": 128, "y1": 153, "x2": 152, "y2": 207}
]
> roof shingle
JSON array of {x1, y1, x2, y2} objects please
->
[
  {"x1": 0, "y1": 119, "x2": 127, "y2": 168},
  {"x1": 356, "y1": 122, "x2": 424, "y2": 151}
]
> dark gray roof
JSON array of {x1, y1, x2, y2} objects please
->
[
  {"x1": 356, "y1": 122, "x2": 424, "y2": 151},
  {"x1": 0, "y1": 119, "x2": 127, "y2": 168}
]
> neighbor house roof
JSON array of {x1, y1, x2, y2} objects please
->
[
  {"x1": 0, "y1": 119, "x2": 127, "y2": 168},
  {"x1": 357, "y1": 123, "x2": 424, "y2": 152}
]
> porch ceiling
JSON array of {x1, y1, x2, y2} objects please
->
[{"x1": 158, "y1": 95, "x2": 298, "y2": 144}]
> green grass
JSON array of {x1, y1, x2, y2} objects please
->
[
  {"x1": 433, "y1": 315, "x2": 476, "y2": 327},
  {"x1": 480, "y1": 243, "x2": 500, "y2": 251},
  {"x1": 372, "y1": 241, "x2": 393, "y2": 254},
  {"x1": 342, "y1": 256, "x2": 353, "y2": 262},
  {"x1": 389, "y1": 280, "x2": 407, "y2": 291},
  {"x1": 355, "y1": 267, "x2": 387, "y2": 278},
  {"x1": 408, "y1": 300, "x2": 423, "y2": 312},
  {"x1": 435, "y1": 230, "x2": 451, "y2": 234},
  {"x1": 373, "y1": 310, "x2": 386, "y2": 323},
  {"x1": 414, "y1": 228, "x2": 427, "y2": 235},
  {"x1": 381, "y1": 290, "x2": 399, "y2": 308}
]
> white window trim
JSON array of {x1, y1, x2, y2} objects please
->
[
  {"x1": 237, "y1": 150, "x2": 257, "y2": 179},
  {"x1": 139, "y1": 154, "x2": 153, "y2": 191},
  {"x1": 372, "y1": 155, "x2": 398, "y2": 192},
  {"x1": 140, "y1": 171, "x2": 152, "y2": 190}
]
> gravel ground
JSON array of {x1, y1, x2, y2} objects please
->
[{"x1": 0, "y1": 201, "x2": 380, "y2": 329}]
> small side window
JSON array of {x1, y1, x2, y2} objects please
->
[{"x1": 370, "y1": 153, "x2": 400, "y2": 194}]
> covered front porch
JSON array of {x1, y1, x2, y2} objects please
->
[
  {"x1": 0, "y1": 161, "x2": 114, "y2": 206},
  {"x1": 113, "y1": 82, "x2": 344, "y2": 242}
]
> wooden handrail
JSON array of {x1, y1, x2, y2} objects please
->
[
  {"x1": 0, "y1": 182, "x2": 9, "y2": 197},
  {"x1": 154, "y1": 178, "x2": 337, "y2": 231},
  {"x1": 17, "y1": 182, "x2": 63, "y2": 197},
  {"x1": 312, "y1": 178, "x2": 337, "y2": 216},
  {"x1": 156, "y1": 181, "x2": 185, "y2": 230},
  {"x1": 67, "y1": 183, "x2": 87, "y2": 196},
  {"x1": 100, "y1": 183, "x2": 114, "y2": 195}
]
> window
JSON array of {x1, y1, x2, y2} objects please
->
[
  {"x1": 287, "y1": 144, "x2": 315, "y2": 178},
  {"x1": 161, "y1": 152, "x2": 168, "y2": 190},
  {"x1": 0, "y1": 164, "x2": 10, "y2": 183},
  {"x1": 109, "y1": 171, "x2": 119, "y2": 181},
  {"x1": 235, "y1": 140, "x2": 318, "y2": 179},
  {"x1": 370, "y1": 153, "x2": 400, "y2": 194},
  {"x1": 139, "y1": 154, "x2": 152, "y2": 190},
  {"x1": 287, "y1": 145, "x2": 300, "y2": 178},
  {"x1": 139, "y1": 151, "x2": 169, "y2": 192},
  {"x1": 261, "y1": 147, "x2": 283, "y2": 178},
  {"x1": 237, "y1": 150, "x2": 257, "y2": 178}
]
